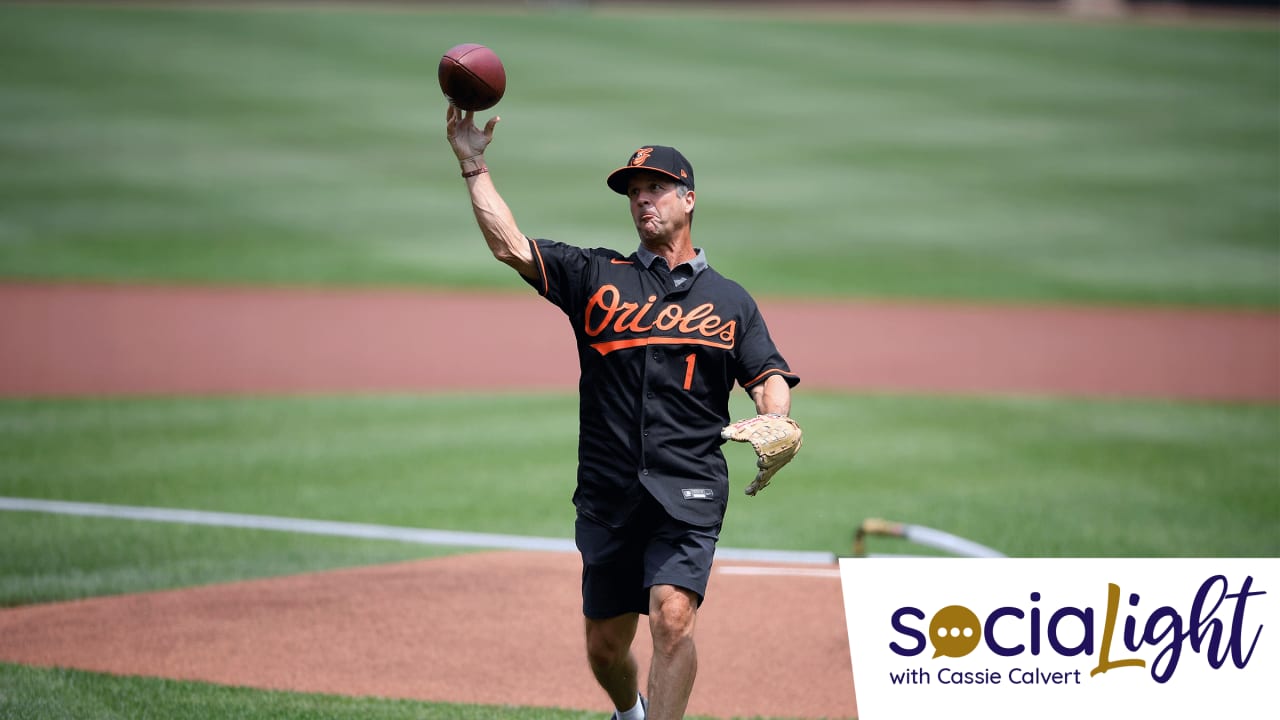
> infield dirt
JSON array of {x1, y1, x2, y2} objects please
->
[{"x1": 2, "y1": 283, "x2": 1277, "y2": 401}]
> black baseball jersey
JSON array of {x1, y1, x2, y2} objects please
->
[{"x1": 523, "y1": 237, "x2": 799, "y2": 528}]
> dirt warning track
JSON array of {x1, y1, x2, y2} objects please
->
[{"x1": 1, "y1": 282, "x2": 1277, "y2": 400}]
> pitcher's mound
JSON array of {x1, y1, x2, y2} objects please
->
[{"x1": 0, "y1": 550, "x2": 857, "y2": 719}]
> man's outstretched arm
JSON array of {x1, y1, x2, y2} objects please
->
[{"x1": 445, "y1": 105, "x2": 535, "y2": 279}]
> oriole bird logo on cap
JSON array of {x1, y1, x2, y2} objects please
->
[{"x1": 607, "y1": 145, "x2": 694, "y2": 195}]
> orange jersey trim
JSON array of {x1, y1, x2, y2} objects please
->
[
  {"x1": 589, "y1": 336, "x2": 733, "y2": 357},
  {"x1": 743, "y1": 368, "x2": 799, "y2": 388},
  {"x1": 610, "y1": 259, "x2": 634, "y2": 265},
  {"x1": 528, "y1": 237, "x2": 549, "y2": 296}
]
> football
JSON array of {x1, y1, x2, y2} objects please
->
[{"x1": 438, "y1": 43, "x2": 506, "y2": 112}]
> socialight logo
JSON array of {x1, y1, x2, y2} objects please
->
[
  {"x1": 889, "y1": 575, "x2": 1265, "y2": 683},
  {"x1": 841, "y1": 559, "x2": 1279, "y2": 720}
]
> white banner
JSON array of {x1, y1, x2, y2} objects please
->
[{"x1": 840, "y1": 558, "x2": 1279, "y2": 720}]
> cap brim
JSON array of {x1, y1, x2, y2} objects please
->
[{"x1": 606, "y1": 166, "x2": 688, "y2": 195}]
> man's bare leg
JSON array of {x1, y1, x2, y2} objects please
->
[
  {"x1": 646, "y1": 584, "x2": 699, "y2": 719},
  {"x1": 585, "y1": 613, "x2": 642, "y2": 712}
]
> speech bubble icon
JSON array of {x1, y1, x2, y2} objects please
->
[{"x1": 929, "y1": 605, "x2": 982, "y2": 659}]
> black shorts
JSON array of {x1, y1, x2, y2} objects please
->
[{"x1": 575, "y1": 490, "x2": 722, "y2": 619}]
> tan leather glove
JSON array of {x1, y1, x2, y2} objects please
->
[{"x1": 721, "y1": 414, "x2": 803, "y2": 496}]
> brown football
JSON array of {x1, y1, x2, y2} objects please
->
[{"x1": 438, "y1": 43, "x2": 506, "y2": 112}]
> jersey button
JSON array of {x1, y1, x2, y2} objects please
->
[{"x1": 646, "y1": 392, "x2": 654, "y2": 399}]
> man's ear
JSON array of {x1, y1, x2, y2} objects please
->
[{"x1": 684, "y1": 189, "x2": 696, "y2": 212}]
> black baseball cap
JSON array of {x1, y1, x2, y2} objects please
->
[{"x1": 606, "y1": 145, "x2": 695, "y2": 195}]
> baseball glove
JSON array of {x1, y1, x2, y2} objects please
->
[{"x1": 721, "y1": 414, "x2": 803, "y2": 496}]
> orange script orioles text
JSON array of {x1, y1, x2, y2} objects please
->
[{"x1": 584, "y1": 284, "x2": 737, "y2": 356}]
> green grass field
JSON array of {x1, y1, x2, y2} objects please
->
[
  {"x1": 0, "y1": 3, "x2": 1276, "y2": 304},
  {"x1": 1, "y1": 3, "x2": 1277, "y2": 719},
  {"x1": 2, "y1": 393, "x2": 1278, "y2": 605},
  {"x1": 0, "y1": 661, "x2": 648, "y2": 720}
]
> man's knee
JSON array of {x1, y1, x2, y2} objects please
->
[
  {"x1": 585, "y1": 614, "x2": 638, "y2": 669},
  {"x1": 649, "y1": 586, "x2": 698, "y2": 655}
]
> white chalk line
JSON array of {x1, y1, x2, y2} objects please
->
[
  {"x1": 716, "y1": 566, "x2": 843, "y2": 579},
  {"x1": 0, "y1": 496, "x2": 839, "y2": 573}
]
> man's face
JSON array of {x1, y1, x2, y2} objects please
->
[{"x1": 626, "y1": 172, "x2": 694, "y2": 243}]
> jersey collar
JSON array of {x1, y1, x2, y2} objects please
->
[{"x1": 635, "y1": 245, "x2": 709, "y2": 288}]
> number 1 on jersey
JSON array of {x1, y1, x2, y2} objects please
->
[{"x1": 682, "y1": 353, "x2": 696, "y2": 390}]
